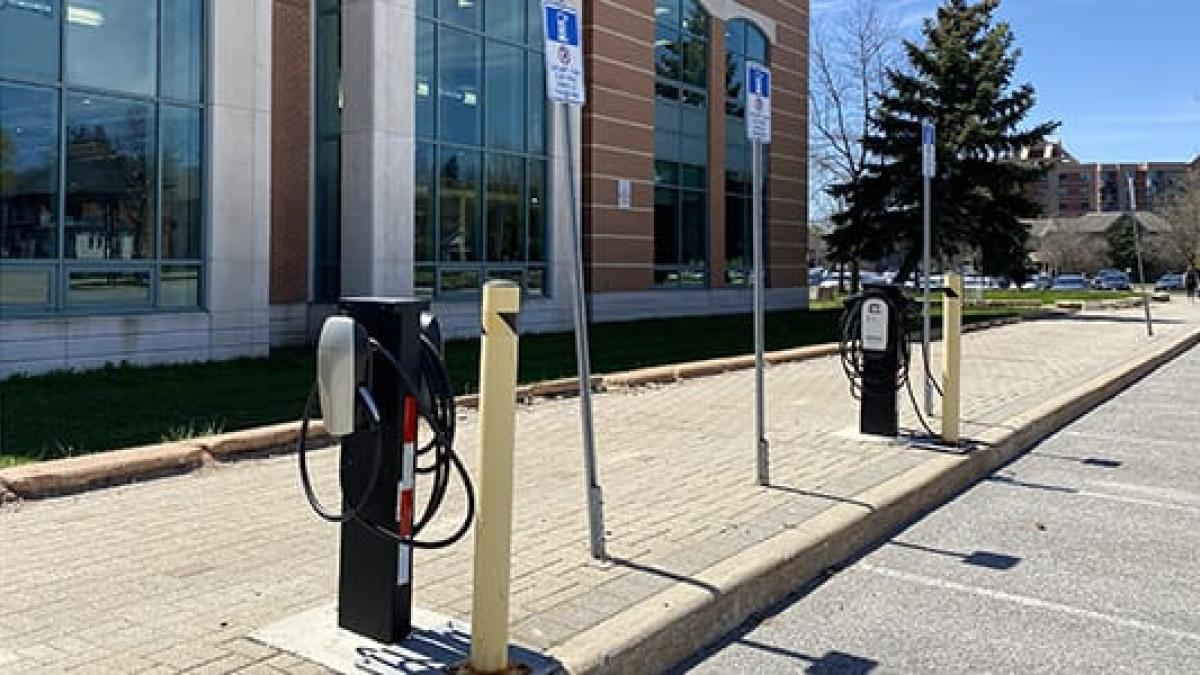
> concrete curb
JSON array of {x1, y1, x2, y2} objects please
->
[
  {"x1": 0, "y1": 312, "x2": 1067, "y2": 501},
  {"x1": 547, "y1": 325, "x2": 1200, "y2": 675},
  {"x1": 0, "y1": 422, "x2": 328, "y2": 500}
]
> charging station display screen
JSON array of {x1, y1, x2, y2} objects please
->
[{"x1": 862, "y1": 298, "x2": 889, "y2": 352}]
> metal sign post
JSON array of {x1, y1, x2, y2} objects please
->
[
  {"x1": 542, "y1": 1, "x2": 605, "y2": 560},
  {"x1": 921, "y1": 120, "x2": 936, "y2": 418},
  {"x1": 1126, "y1": 173, "x2": 1154, "y2": 337},
  {"x1": 747, "y1": 61, "x2": 772, "y2": 486}
]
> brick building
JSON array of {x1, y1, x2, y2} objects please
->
[
  {"x1": 0, "y1": 0, "x2": 809, "y2": 376},
  {"x1": 1021, "y1": 141, "x2": 1195, "y2": 217}
]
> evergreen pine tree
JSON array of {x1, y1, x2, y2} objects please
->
[{"x1": 827, "y1": 0, "x2": 1058, "y2": 283}]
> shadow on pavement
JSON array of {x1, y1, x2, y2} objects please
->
[
  {"x1": 889, "y1": 540, "x2": 1022, "y2": 571},
  {"x1": 607, "y1": 556, "x2": 719, "y2": 596},
  {"x1": 986, "y1": 474, "x2": 1079, "y2": 494},
  {"x1": 768, "y1": 484, "x2": 876, "y2": 512}
]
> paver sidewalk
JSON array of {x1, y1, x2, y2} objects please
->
[{"x1": 2, "y1": 304, "x2": 1198, "y2": 674}]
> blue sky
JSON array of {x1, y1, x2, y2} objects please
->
[{"x1": 813, "y1": 0, "x2": 1200, "y2": 163}]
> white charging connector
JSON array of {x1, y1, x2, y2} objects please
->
[{"x1": 317, "y1": 316, "x2": 360, "y2": 437}]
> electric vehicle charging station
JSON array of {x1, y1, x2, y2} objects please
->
[
  {"x1": 297, "y1": 297, "x2": 475, "y2": 646},
  {"x1": 839, "y1": 284, "x2": 912, "y2": 438},
  {"x1": 257, "y1": 293, "x2": 557, "y2": 674}
]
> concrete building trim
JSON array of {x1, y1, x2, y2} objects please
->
[
  {"x1": 0, "y1": 0, "x2": 275, "y2": 378},
  {"x1": 698, "y1": 0, "x2": 779, "y2": 43}
]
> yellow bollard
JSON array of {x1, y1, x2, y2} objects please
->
[
  {"x1": 469, "y1": 281, "x2": 522, "y2": 674},
  {"x1": 941, "y1": 272, "x2": 963, "y2": 445}
]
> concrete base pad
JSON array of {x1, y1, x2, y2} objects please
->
[{"x1": 252, "y1": 604, "x2": 559, "y2": 674}]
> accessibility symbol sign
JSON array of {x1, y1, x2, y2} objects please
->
[
  {"x1": 542, "y1": 2, "x2": 586, "y2": 106},
  {"x1": 746, "y1": 61, "x2": 771, "y2": 143}
]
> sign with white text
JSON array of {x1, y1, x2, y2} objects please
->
[
  {"x1": 746, "y1": 61, "x2": 772, "y2": 144},
  {"x1": 542, "y1": 2, "x2": 586, "y2": 106}
]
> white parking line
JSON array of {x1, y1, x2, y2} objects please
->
[
  {"x1": 1063, "y1": 430, "x2": 1193, "y2": 448},
  {"x1": 1077, "y1": 490, "x2": 1200, "y2": 515},
  {"x1": 860, "y1": 563, "x2": 1200, "y2": 645}
]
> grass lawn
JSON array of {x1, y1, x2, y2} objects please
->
[{"x1": 0, "y1": 304, "x2": 1030, "y2": 466}]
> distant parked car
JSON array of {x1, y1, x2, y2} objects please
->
[
  {"x1": 1094, "y1": 271, "x2": 1132, "y2": 291},
  {"x1": 1051, "y1": 274, "x2": 1090, "y2": 291},
  {"x1": 1021, "y1": 274, "x2": 1053, "y2": 291},
  {"x1": 1155, "y1": 273, "x2": 1185, "y2": 291}
]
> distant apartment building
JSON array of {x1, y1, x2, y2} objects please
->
[{"x1": 1020, "y1": 141, "x2": 1195, "y2": 217}]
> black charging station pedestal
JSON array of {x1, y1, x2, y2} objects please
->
[
  {"x1": 337, "y1": 297, "x2": 427, "y2": 644},
  {"x1": 859, "y1": 284, "x2": 904, "y2": 437}
]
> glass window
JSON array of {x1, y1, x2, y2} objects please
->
[
  {"x1": 67, "y1": 0, "x2": 158, "y2": 96},
  {"x1": 417, "y1": 20, "x2": 435, "y2": 138},
  {"x1": 160, "y1": 265, "x2": 200, "y2": 308},
  {"x1": 65, "y1": 94, "x2": 156, "y2": 261},
  {"x1": 724, "y1": 20, "x2": 769, "y2": 285},
  {"x1": 439, "y1": 147, "x2": 480, "y2": 262},
  {"x1": 1, "y1": 1, "x2": 206, "y2": 315},
  {"x1": 654, "y1": 188, "x2": 679, "y2": 265},
  {"x1": 486, "y1": 0, "x2": 525, "y2": 42},
  {"x1": 0, "y1": 0, "x2": 60, "y2": 83},
  {"x1": 655, "y1": 0, "x2": 681, "y2": 28},
  {"x1": 0, "y1": 267, "x2": 54, "y2": 309},
  {"x1": 67, "y1": 270, "x2": 151, "y2": 307},
  {"x1": 439, "y1": 0, "x2": 480, "y2": 29},
  {"x1": 486, "y1": 154, "x2": 524, "y2": 261},
  {"x1": 440, "y1": 268, "x2": 480, "y2": 292},
  {"x1": 415, "y1": 142, "x2": 435, "y2": 262},
  {"x1": 526, "y1": 0, "x2": 543, "y2": 45},
  {"x1": 1, "y1": 84, "x2": 58, "y2": 259},
  {"x1": 439, "y1": 27, "x2": 482, "y2": 146},
  {"x1": 161, "y1": 106, "x2": 202, "y2": 260},
  {"x1": 681, "y1": 190, "x2": 706, "y2": 265},
  {"x1": 416, "y1": 1, "x2": 548, "y2": 296},
  {"x1": 528, "y1": 158, "x2": 545, "y2": 262},
  {"x1": 654, "y1": 1, "x2": 709, "y2": 288},
  {"x1": 161, "y1": 0, "x2": 204, "y2": 102},
  {"x1": 485, "y1": 43, "x2": 524, "y2": 151},
  {"x1": 526, "y1": 53, "x2": 546, "y2": 154}
]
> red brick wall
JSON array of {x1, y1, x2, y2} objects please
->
[
  {"x1": 582, "y1": 1, "x2": 809, "y2": 292},
  {"x1": 270, "y1": 0, "x2": 311, "y2": 304}
]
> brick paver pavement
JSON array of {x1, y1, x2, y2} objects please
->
[{"x1": 2, "y1": 304, "x2": 1197, "y2": 673}]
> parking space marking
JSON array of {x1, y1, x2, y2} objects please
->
[
  {"x1": 1062, "y1": 430, "x2": 1195, "y2": 449},
  {"x1": 860, "y1": 563, "x2": 1200, "y2": 645},
  {"x1": 1086, "y1": 481, "x2": 1200, "y2": 507},
  {"x1": 1076, "y1": 489, "x2": 1200, "y2": 515}
]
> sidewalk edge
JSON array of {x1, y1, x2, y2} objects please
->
[{"x1": 546, "y1": 326, "x2": 1200, "y2": 675}]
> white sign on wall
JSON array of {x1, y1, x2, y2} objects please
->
[
  {"x1": 746, "y1": 61, "x2": 772, "y2": 144},
  {"x1": 617, "y1": 179, "x2": 631, "y2": 210},
  {"x1": 542, "y1": 2, "x2": 586, "y2": 106}
]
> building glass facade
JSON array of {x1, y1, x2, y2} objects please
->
[
  {"x1": 0, "y1": 0, "x2": 205, "y2": 316},
  {"x1": 723, "y1": 18, "x2": 768, "y2": 286},
  {"x1": 313, "y1": 0, "x2": 341, "y2": 302},
  {"x1": 653, "y1": 0, "x2": 709, "y2": 289},
  {"x1": 414, "y1": 0, "x2": 549, "y2": 297}
]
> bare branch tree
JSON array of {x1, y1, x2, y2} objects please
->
[
  {"x1": 1155, "y1": 170, "x2": 1200, "y2": 269},
  {"x1": 1034, "y1": 220, "x2": 1105, "y2": 275},
  {"x1": 809, "y1": 0, "x2": 900, "y2": 289}
]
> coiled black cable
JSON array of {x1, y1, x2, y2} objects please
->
[
  {"x1": 838, "y1": 292, "x2": 939, "y2": 437},
  {"x1": 296, "y1": 328, "x2": 475, "y2": 550}
]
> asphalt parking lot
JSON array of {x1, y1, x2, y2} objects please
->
[{"x1": 680, "y1": 345, "x2": 1200, "y2": 674}]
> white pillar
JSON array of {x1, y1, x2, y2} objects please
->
[
  {"x1": 340, "y1": 0, "x2": 416, "y2": 297},
  {"x1": 207, "y1": 0, "x2": 273, "y2": 358}
]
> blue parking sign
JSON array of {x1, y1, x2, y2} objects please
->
[
  {"x1": 746, "y1": 61, "x2": 772, "y2": 143},
  {"x1": 542, "y1": 2, "x2": 586, "y2": 106}
]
